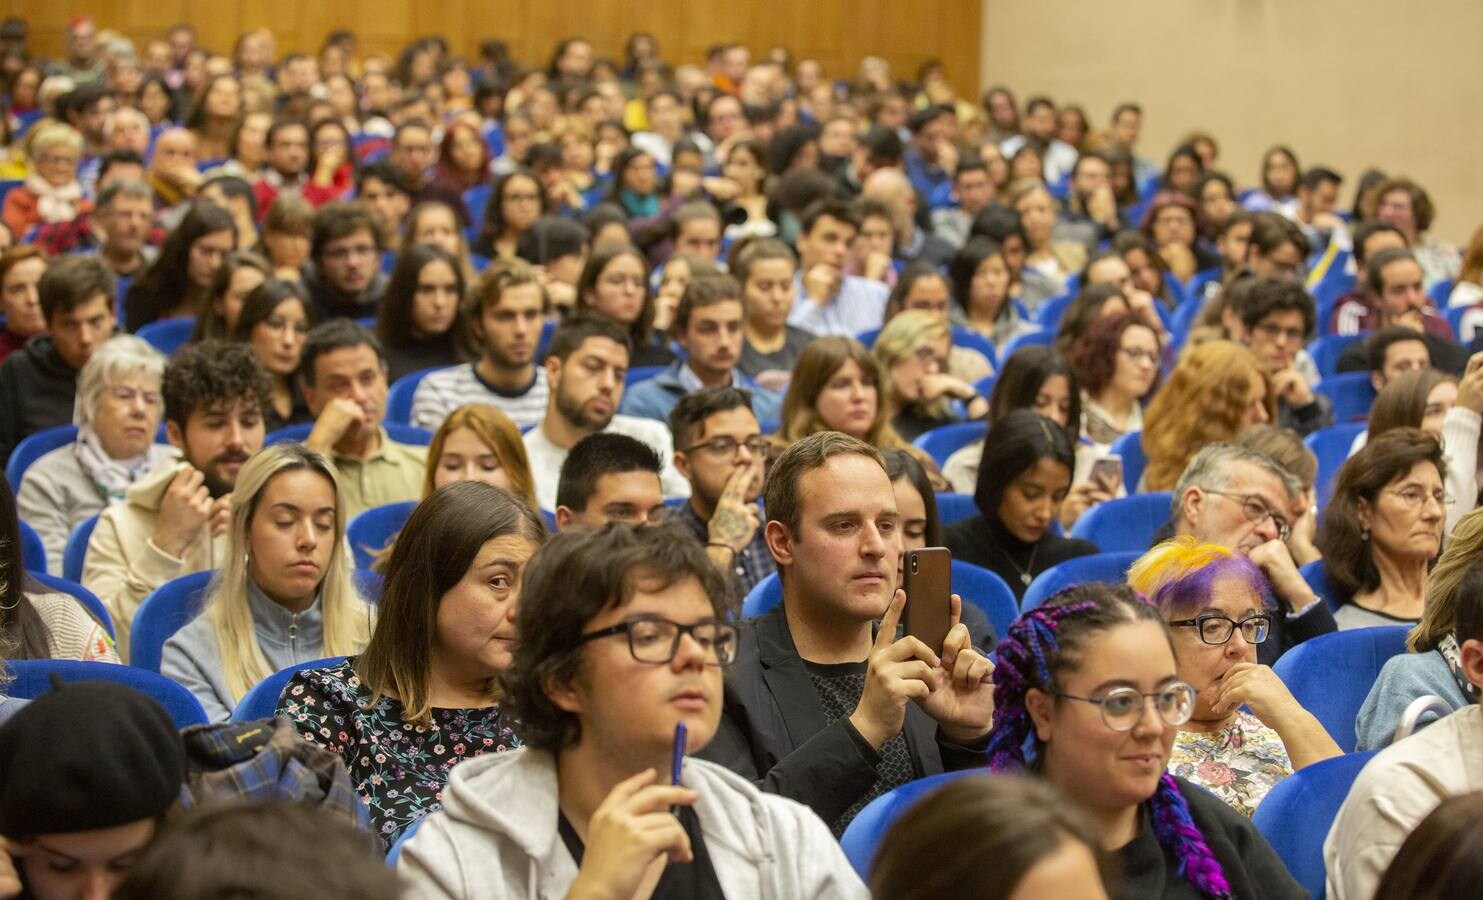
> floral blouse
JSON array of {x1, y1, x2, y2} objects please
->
[
  {"x1": 1167, "y1": 711, "x2": 1292, "y2": 818},
  {"x1": 277, "y1": 657, "x2": 521, "y2": 848}
]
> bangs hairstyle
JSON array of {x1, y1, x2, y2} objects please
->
[
  {"x1": 873, "y1": 309, "x2": 953, "y2": 419},
  {"x1": 74, "y1": 335, "x2": 166, "y2": 428},
  {"x1": 423, "y1": 404, "x2": 538, "y2": 507},
  {"x1": 501, "y1": 523, "x2": 732, "y2": 752},
  {"x1": 1141, "y1": 341, "x2": 1271, "y2": 492},
  {"x1": 989, "y1": 345, "x2": 1081, "y2": 439},
  {"x1": 1066, "y1": 311, "x2": 1161, "y2": 398},
  {"x1": 575, "y1": 242, "x2": 654, "y2": 348},
  {"x1": 778, "y1": 335, "x2": 901, "y2": 448},
  {"x1": 1128, "y1": 536, "x2": 1273, "y2": 619},
  {"x1": 354, "y1": 481, "x2": 546, "y2": 724}
]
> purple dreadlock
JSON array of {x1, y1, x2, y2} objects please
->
[{"x1": 986, "y1": 584, "x2": 1234, "y2": 900}]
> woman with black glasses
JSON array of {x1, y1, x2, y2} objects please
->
[{"x1": 1130, "y1": 537, "x2": 1341, "y2": 817}]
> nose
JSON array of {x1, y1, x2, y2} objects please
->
[
  {"x1": 1225, "y1": 626, "x2": 1250, "y2": 657},
  {"x1": 224, "y1": 419, "x2": 247, "y2": 448},
  {"x1": 671, "y1": 629, "x2": 710, "y2": 671},
  {"x1": 1129, "y1": 696, "x2": 1163, "y2": 739},
  {"x1": 860, "y1": 521, "x2": 887, "y2": 558},
  {"x1": 295, "y1": 518, "x2": 318, "y2": 549}
]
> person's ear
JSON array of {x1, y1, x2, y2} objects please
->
[
  {"x1": 1356, "y1": 496, "x2": 1373, "y2": 533},
  {"x1": 1220, "y1": 306, "x2": 1245, "y2": 342},
  {"x1": 468, "y1": 310, "x2": 485, "y2": 343},
  {"x1": 673, "y1": 449, "x2": 693, "y2": 482},
  {"x1": 1460, "y1": 638, "x2": 1483, "y2": 691},
  {"x1": 544, "y1": 671, "x2": 583, "y2": 717},
  {"x1": 1026, "y1": 687, "x2": 1055, "y2": 743},
  {"x1": 1371, "y1": 371, "x2": 1384, "y2": 393},
  {"x1": 1179, "y1": 486, "x2": 1204, "y2": 533},
  {"x1": 544, "y1": 354, "x2": 562, "y2": 387},
  {"x1": 554, "y1": 505, "x2": 575, "y2": 531},
  {"x1": 765, "y1": 519, "x2": 794, "y2": 566}
]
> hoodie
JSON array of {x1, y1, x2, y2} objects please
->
[
  {"x1": 0, "y1": 333, "x2": 81, "y2": 468},
  {"x1": 398, "y1": 748, "x2": 867, "y2": 900}
]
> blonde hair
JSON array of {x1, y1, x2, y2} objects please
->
[
  {"x1": 1411, "y1": 507, "x2": 1483, "y2": 652},
  {"x1": 28, "y1": 121, "x2": 85, "y2": 160},
  {"x1": 423, "y1": 403, "x2": 538, "y2": 507},
  {"x1": 205, "y1": 444, "x2": 373, "y2": 702},
  {"x1": 1141, "y1": 341, "x2": 1271, "y2": 491},
  {"x1": 873, "y1": 309, "x2": 953, "y2": 420}
]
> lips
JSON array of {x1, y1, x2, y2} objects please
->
[
  {"x1": 671, "y1": 688, "x2": 708, "y2": 711},
  {"x1": 289, "y1": 560, "x2": 320, "y2": 574}
]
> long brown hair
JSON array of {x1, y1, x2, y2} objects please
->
[
  {"x1": 777, "y1": 335, "x2": 906, "y2": 450},
  {"x1": 1369, "y1": 368, "x2": 1453, "y2": 439},
  {"x1": 1141, "y1": 341, "x2": 1272, "y2": 491}
]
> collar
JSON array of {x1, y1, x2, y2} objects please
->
[
  {"x1": 334, "y1": 427, "x2": 393, "y2": 463},
  {"x1": 245, "y1": 578, "x2": 323, "y2": 639}
]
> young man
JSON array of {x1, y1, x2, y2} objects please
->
[
  {"x1": 515, "y1": 216, "x2": 588, "y2": 314},
  {"x1": 411, "y1": 258, "x2": 551, "y2": 431},
  {"x1": 523, "y1": 317, "x2": 688, "y2": 510},
  {"x1": 621, "y1": 276, "x2": 783, "y2": 425},
  {"x1": 1328, "y1": 221, "x2": 1407, "y2": 335},
  {"x1": 554, "y1": 433, "x2": 665, "y2": 530},
  {"x1": 251, "y1": 119, "x2": 310, "y2": 219},
  {"x1": 398, "y1": 523, "x2": 866, "y2": 898},
  {"x1": 859, "y1": 168, "x2": 955, "y2": 269},
  {"x1": 928, "y1": 154, "x2": 994, "y2": 248},
  {"x1": 999, "y1": 96, "x2": 1077, "y2": 184},
  {"x1": 303, "y1": 201, "x2": 388, "y2": 321},
  {"x1": 299, "y1": 319, "x2": 426, "y2": 516},
  {"x1": 83, "y1": 340, "x2": 268, "y2": 659},
  {"x1": 1052, "y1": 151, "x2": 1123, "y2": 253},
  {"x1": 1338, "y1": 248, "x2": 1467, "y2": 375},
  {"x1": 667, "y1": 386, "x2": 774, "y2": 596},
  {"x1": 1191, "y1": 210, "x2": 1256, "y2": 304},
  {"x1": 1290, "y1": 166, "x2": 1348, "y2": 257},
  {"x1": 667, "y1": 203, "x2": 723, "y2": 265},
  {"x1": 1366, "y1": 325, "x2": 1432, "y2": 392},
  {"x1": 1228, "y1": 277, "x2": 1333, "y2": 435},
  {"x1": 390, "y1": 119, "x2": 469, "y2": 225},
  {"x1": 699, "y1": 431, "x2": 996, "y2": 833},
  {"x1": 901, "y1": 104, "x2": 955, "y2": 200},
  {"x1": 787, "y1": 200, "x2": 888, "y2": 337},
  {"x1": 0, "y1": 256, "x2": 114, "y2": 466},
  {"x1": 1243, "y1": 211, "x2": 1311, "y2": 282},
  {"x1": 355, "y1": 161, "x2": 413, "y2": 244}
]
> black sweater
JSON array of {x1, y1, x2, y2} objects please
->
[
  {"x1": 0, "y1": 335, "x2": 81, "y2": 467},
  {"x1": 943, "y1": 512, "x2": 1099, "y2": 603}
]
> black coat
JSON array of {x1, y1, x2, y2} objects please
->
[{"x1": 697, "y1": 604, "x2": 988, "y2": 827}]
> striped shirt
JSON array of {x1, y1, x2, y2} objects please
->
[{"x1": 410, "y1": 364, "x2": 550, "y2": 431}]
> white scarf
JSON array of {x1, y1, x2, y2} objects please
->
[
  {"x1": 23, "y1": 174, "x2": 84, "y2": 223},
  {"x1": 72, "y1": 425, "x2": 172, "y2": 503}
]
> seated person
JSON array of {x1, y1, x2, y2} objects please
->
[
  {"x1": 122, "y1": 204, "x2": 237, "y2": 333},
  {"x1": 424, "y1": 403, "x2": 539, "y2": 509},
  {"x1": 884, "y1": 263, "x2": 994, "y2": 384},
  {"x1": 732, "y1": 237, "x2": 813, "y2": 392},
  {"x1": 554, "y1": 433, "x2": 665, "y2": 530},
  {"x1": 1, "y1": 122, "x2": 91, "y2": 237},
  {"x1": 374, "y1": 243, "x2": 477, "y2": 384},
  {"x1": 189, "y1": 250, "x2": 271, "y2": 341},
  {"x1": 786, "y1": 199, "x2": 888, "y2": 337},
  {"x1": 231, "y1": 279, "x2": 317, "y2": 433},
  {"x1": 872, "y1": 310, "x2": 990, "y2": 442},
  {"x1": 666, "y1": 386, "x2": 774, "y2": 597},
  {"x1": 700, "y1": 431, "x2": 996, "y2": 833},
  {"x1": 0, "y1": 256, "x2": 115, "y2": 467},
  {"x1": 1324, "y1": 582, "x2": 1483, "y2": 900},
  {"x1": 948, "y1": 236, "x2": 1039, "y2": 354},
  {"x1": 574, "y1": 243, "x2": 675, "y2": 368},
  {"x1": 18, "y1": 335, "x2": 170, "y2": 572},
  {"x1": 944, "y1": 410, "x2": 1099, "y2": 603},
  {"x1": 986, "y1": 584, "x2": 1305, "y2": 897},
  {"x1": 1319, "y1": 428, "x2": 1445, "y2": 629},
  {"x1": 410, "y1": 256, "x2": 550, "y2": 432},
  {"x1": 1067, "y1": 311, "x2": 1162, "y2": 451},
  {"x1": 1328, "y1": 220, "x2": 1407, "y2": 335},
  {"x1": 83, "y1": 340, "x2": 268, "y2": 660},
  {"x1": 620, "y1": 275, "x2": 783, "y2": 425},
  {"x1": 162, "y1": 443, "x2": 374, "y2": 722},
  {"x1": 1357, "y1": 515, "x2": 1483, "y2": 750},
  {"x1": 1231, "y1": 424, "x2": 1323, "y2": 567},
  {"x1": 1366, "y1": 364, "x2": 1483, "y2": 533},
  {"x1": 1337, "y1": 248, "x2": 1467, "y2": 375},
  {"x1": 1141, "y1": 341, "x2": 1271, "y2": 491},
  {"x1": 302, "y1": 201, "x2": 388, "y2": 321},
  {"x1": 0, "y1": 681, "x2": 186, "y2": 898},
  {"x1": 1227, "y1": 277, "x2": 1333, "y2": 436},
  {"x1": 1129, "y1": 537, "x2": 1341, "y2": 816},
  {"x1": 398, "y1": 523, "x2": 867, "y2": 897},
  {"x1": 0, "y1": 246, "x2": 48, "y2": 364},
  {"x1": 281, "y1": 481, "x2": 544, "y2": 847},
  {"x1": 300, "y1": 319, "x2": 428, "y2": 517}
]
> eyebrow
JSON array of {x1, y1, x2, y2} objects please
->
[
  {"x1": 1088, "y1": 674, "x2": 1179, "y2": 694},
  {"x1": 269, "y1": 502, "x2": 336, "y2": 515}
]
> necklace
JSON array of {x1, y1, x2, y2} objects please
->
[{"x1": 995, "y1": 540, "x2": 1039, "y2": 587}]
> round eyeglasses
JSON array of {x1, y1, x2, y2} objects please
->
[
  {"x1": 576, "y1": 614, "x2": 739, "y2": 667},
  {"x1": 1054, "y1": 681, "x2": 1196, "y2": 732},
  {"x1": 1168, "y1": 613, "x2": 1271, "y2": 646}
]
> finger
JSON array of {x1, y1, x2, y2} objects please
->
[
  {"x1": 952, "y1": 646, "x2": 983, "y2": 686},
  {"x1": 883, "y1": 658, "x2": 937, "y2": 687},
  {"x1": 875, "y1": 590, "x2": 906, "y2": 651},
  {"x1": 888, "y1": 634, "x2": 941, "y2": 668},
  {"x1": 942, "y1": 619, "x2": 970, "y2": 658},
  {"x1": 623, "y1": 785, "x2": 700, "y2": 815},
  {"x1": 721, "y1": 463, "x2": 749, "y2": 500},
  {"x1": 603, "y1": 767, "x2": 660, "y2": 806}
]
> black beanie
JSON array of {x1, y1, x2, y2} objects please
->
[{"x1": 0, "y1": 679, "x2": 186, "y2": 837}]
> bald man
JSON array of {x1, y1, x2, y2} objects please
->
[{"x1": 860, "y1": 167, "x2": 956, "y2": 269}]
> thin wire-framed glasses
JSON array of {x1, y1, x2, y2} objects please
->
[{"x1": 1054, "y1": 681, "x2": 1196, "y2": 731}]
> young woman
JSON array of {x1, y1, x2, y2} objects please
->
[
  {"x1": 1242, "y1": 145, "x2": 1301, "y2": 213},
  {"x1": 986, "y1": 584, "x2": 1305, "y2": 897},
  {"x1": 604, "y1": 147, "x2": 663, "y2": 220},
  {"x1": 1160, "y1": 144, "x2": 1205, "y2": 197},
  {"x1": 1113, "y1": 230, "x2": 1182, "y2": 310},
  {"x1": 190, "y1": 250, "x2": 271, "y2": 341},
  {"x1": 261, "y1": 194, "x2": 314, "y2": 282},
  {"x1": 138, "y1": 74, "x2": 178, "y2": 126},
  {"x1": 719, "y1": 139, "x2": 776, "y2": 241},
  {"x1": 433, "y1": 119, "x2": 493, "y2": 194},
  {"x1": 0, "y1": 245, "x2": 46, "y2": 363},
  {"x1": 949, "y1": 235, "x2": 1039, "y2": 353},
  {"x1": 1129, "y1": 537, "x2": 1341, "y2": 816},
  {"x1": 1140, "y1": 190, "x2": 1210, "y2": 282},
  {"x1": 1011, "y1": 180, "x2": 1085, "y2": 290},
  {"x1": 304, "y1": 118, "x2": 355, "y2": 206},
  {"x1": 1375, "y1": 177, "x2": 1461, "y2": 290},
  {"x1": 887, "y1": 262, "x2": 993, "y2": 383},
  {"x1": 776, "y1": 335, "x2": 914, "y2": 456},
  {"x1": 1054, "y1": 283, "x2": 1133, "y2": 355},
  {"x1": 944, "y1": 409, "x2": 1099, "y2": 601},
  {"x1": 376, "y1": 242, "x2": 476, "y2": 382},
  {"x1": 1068, "y1": 312, "x2": 1162, "y2": 451},
  {"x1": 185, "y1": 74, "x2": 243, "y2": 161},
  {"x1": 124, "y1": 203, "x2": 237, "y2": 332},
  {"x1": 1141, "y1": 341, "x2": 1272, "y2": 491},
  {"x1": 733, "y1": 237, "x2": 811, "y2": 392},
  {"x1": 474, "y1": 169, "x2": 549, "y2": 260},
  {"x1": 161, "y1": 444, "x2": 374, "y2": 722},
  {"x1": 231, "y1": 279, "x2": 315, "y2": 432},
  {"x1": 402, "y1": 200, "x2": 484, "y2": 276},
  {"x1": 574, "y1": 242, "x2": 674, "y2": 367},
  {"x1": 280, "y1": 481, "x2": 545, "y2": 847},
  {"x1": 651, "y1": 253, "x2": 718, "y2": 335},
  {"x1": 2, "y1": 122, "x2": 90, "y2": 237},
  {"x1": 424, "y1": 404, "x2": 539, "y2": 508},
  {"x1": 873, "y1": 310, "x2": 989, "y2": 442}
]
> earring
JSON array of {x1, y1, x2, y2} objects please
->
[{"x1": 1361, "y1": 529, "x2": 1370, "y2": 542}]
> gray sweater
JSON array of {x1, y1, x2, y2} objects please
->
[
  {"x1": 1355, "y1": 650, "x2": 1472, "y2": 751},
  {"x1": 16, "y1": 445, "x2": 108, "y2": 574}
]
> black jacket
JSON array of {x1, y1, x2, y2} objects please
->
[
  {"x1": 0, "y1": 335, "x2": 80, "y2": 467},
  {"x1": 696, "y1": 603, "x2": 989, "y2": 827},
  {"x1": 303, "y1": 264, "x2": 388, "y2": 322}
]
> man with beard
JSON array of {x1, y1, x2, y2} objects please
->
[
  {"x1": 411, "y1": 258, "x2": 551, "y2": 431},
  {"x1": 522, "y1": 317, "x2": 688, "y2": 510},
  {"x1": 303, "y1": 201, "x2": 388, "y2": 321},
  {"x1": 83, "y1": 341, "x2": 269, "y2": 661}
]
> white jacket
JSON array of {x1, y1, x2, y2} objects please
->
[{"x1": 398, "y1": 747, "x2": 868, "y2": 900}]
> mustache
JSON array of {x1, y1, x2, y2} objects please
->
[{"x1": 210, "y1": 451, "x2": 250, "y2": 466}]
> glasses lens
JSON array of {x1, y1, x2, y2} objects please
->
[
  {"x1": 1099, "y1": 688, "x2": 1144, "y2": 731},
  {"x1": 1157, "y1": 683, "x2": 1196, "y2": 726},
  {"x1": 697, "y1": 621, "x2": 739, "y2": 666},
  {"x1": 1240, "y1": 616, "x2": 1271, "y2": 644},
  {"x1": 1198, "y1": 616, "x2": 1235, "y2": 644},
  {"x1": 627, "y1": 618, "x2": 677, "y2": 663}
]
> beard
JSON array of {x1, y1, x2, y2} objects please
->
[{"x1": 555, "y1": 383, "x2": 615, "y2": 433}]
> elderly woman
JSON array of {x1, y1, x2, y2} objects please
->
[
  {"x1": 873, "y1": 309, "x2": 989, "y2": 442},
  {"x1": 17, "y1": 335, "x2": 170, "y2": 573},
  {"x1": 1, "y1": 122, "x2": 91, "y2": 237},
  {"x1": 1319, "y1": 427, "x2": 1447, "y2": 629},
  {"x1": 1129, "y1": 537, "x2": 1341, "y2": 816}
]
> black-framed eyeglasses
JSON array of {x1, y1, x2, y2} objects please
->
[
  {"x1": 576, "y1": 614, "x2": 739, "y2": 667},
  {"x1": 1204, "y1": 490, "x2": 1291, "y2": 541},
  {"x1": 1168, "y1": 613, "x2": 1272, "y2": 646},
  {"x1": 680, "y1": 435, "x2": 768, "y2": 458},
  {"x1": 1054, "y1": 682, "x2": 1196, "y2": 732}
]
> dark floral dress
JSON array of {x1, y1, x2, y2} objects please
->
[{"x1": 277, "y1": 656, "x2": 521, "y2": 848}]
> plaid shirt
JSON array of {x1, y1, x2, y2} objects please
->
[{"x1": 669, "y1": 499, "x2": 776, "y2": 602}]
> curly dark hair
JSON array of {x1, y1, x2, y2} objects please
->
[
  {"x1": 162, "y1": 339, "x2": 271, "y2": 431},
  {"x1": 1067, "y1": 311, "x2": 1162, "y2": 397}
]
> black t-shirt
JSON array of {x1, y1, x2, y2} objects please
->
[
  {"x1": 559, "y1": 805, "x2": 726, "y2": 900},
  {"x1": 805, "y1": 659, "x2": 916, "y2": 834}
]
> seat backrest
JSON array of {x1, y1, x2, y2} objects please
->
[
  {"x1": 1315, "y1": 371, "x2": 1377, "y2": 424},
  {"x1": 1298, "y1": 559, "x2": 1343, "y2": 612},
  {"x1": 130, "y1": 570, "x2": 218, "y2": 673},
  {"x1": 6, "y1": 423, "x2": 78, "y2": 490},
  {"x1": 911, "y1": 421, "x2": 987, "y2": 467},
  {"x1": 3, "y1": 658, "x2": 210, "y2": 727},
  {"x1": 1272, "y1": 626, "x2": 1411, "y2": 752},
  {"x1": 950, "y1": 328, "x2": 999, "y2": 371},
  {"x1": 1021, "y1": 551, "x2": 1141, "y2": 611},
  {"x1": 231, "y1": 656, "x2": 347, "y2": 723},
  {"x1": 63, "y1": 514, "x2": 99, "y2": 583},
  {"x1": 1309, "y1": 333, "x2": 1363, "y2": 377},
  {"x1": 855, "y1": 327, "x2": 882, "y2": 349},
  {"x1": 1250, "y1": 750, "x2": 1378, "y2": 898},
  {"x1": 17, "y1": 519, "x2": 46, "y2": 574},
  {"x1": 625, "y1": 365, "x2": 667, "y2": 387},
  {"x1": 1109, "y1": 431, "x2": 1146, "y2": 493},
  {"x1": 1003, "y1": 329, "x2": 1052, "y2": 357},
  {"x1": 265, "y1": 422, "x2": 433, "y2": 447},
  {"x1": 386, "y1": 367, "x2": 450, "y2": 426},
  {"x1": 1067, "y1": 492, "x2": 1173, "y2": 553},
  {"x1": 741, "y1": 572, "x2": 782, "y2": 619},
  {"x1": 839, "y1": 770, "x2": 979, "y2": 875},
  {"x1": 346, "y1": 500, "x2": 418, "y2": 571},
  {"x1": 1304, "y1": 422, "x2": 1366, "y2": 506},
  {"x1": 1034, "y1": 292, "x2": 1074, "y2": 328},
  {"x1": 934, "y1": 492, "x2": 978, "y2": 525},
  {"x1": 949, "y1": 560, "x2": 1018, "y2": 640},
  {"x1": 135, "y1": 316, "x2": 197, "y2": 356},
  {"x1": 27, "y1": 571, "x2": 114, "y2": 638}
]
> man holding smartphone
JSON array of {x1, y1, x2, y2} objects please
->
[{"x1": 698, "y1": 431, "x2": 995, "y2": 834}]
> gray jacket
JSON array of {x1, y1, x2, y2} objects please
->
[
  {"x1": 16, "y1": 445, "x2": 108, "y2": 574},
  {"x1": 1355, "y1": 649, "x2": 1472, "y2": 751},
  {"x1": 161, "y1": 580, "x2": 329, "y2": 723},
  {"x1": 398, "y1": 747, "x2": 867, "y2": 900}
]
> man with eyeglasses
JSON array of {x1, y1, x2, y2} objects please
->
[
  {"x1": 554, "y1": 433, "x2": 665, "y2": 531},
  {"x1": 399, "y1": 524, "x2": 867, "y2": 898},
  {"x1": 666, "y1": 386, "x2": 774, "y2": 596},
  {"x1": 390, "y1": 119, "x2": 471, "y2": 227},
  {"x1": 699, "y1": 431, "x2": 995, "y2": 834},
  {"x1": 1227, "y1": 276, "x2": 1332, "y2": 436},
  {"x1": 621, "y1": 276, "x2": 782, "y2": 426},
  {"x1": 1164, "y1": 442, "x2": 1337, "y2": 665},
  {"x1": 303, "y1": 201, "x2": 388, "y2": 321}
]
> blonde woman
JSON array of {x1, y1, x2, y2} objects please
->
[
  {"x1": 873, "y1": 309, "x2": 989, "y2": 442},
  {"x1": 1, "y1": 122, "x2": 90, "y2": 237},
  {"x1": 1009, "y1": 178, "x2": 1086, "y2": 290},
  {"x1": 161, "y1": 443, "x2": 373, "y2": 722}
]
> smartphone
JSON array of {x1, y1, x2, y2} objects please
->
[
  {"x1": 902, "y1": 547, "x2": 953, "y2": 654},
  {"x1": 1090, "y1": 454, "x2": 1123, "y2": 492}
]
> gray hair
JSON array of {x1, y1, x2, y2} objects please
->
[
  {"x1": 96, "y1": 178, "x2": 153, "y2": 210},
  {"x1": 74, "y1": 335, "x2": 167, "y2": 428},
  {"x1": 1170, "y1": 442, "x2": 1301, "y2": 522},
  {"x1": 102, "y1": 107, "x2": 149, "y2": 141}
]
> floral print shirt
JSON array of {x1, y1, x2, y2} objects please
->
[
  {"x1": 1167, "y1": 711, "x2": 1292, "y2": 818},
  {"x1": 277, "y1": 657, "x2": 521, "y2": 848}
]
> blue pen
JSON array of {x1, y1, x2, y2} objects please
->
[{"x1": 670, "y1": 721, "x2": 687, "y2": 816}]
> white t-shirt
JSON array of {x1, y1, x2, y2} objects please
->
[{"x1": 522, "y1": 414, "x2": 691, "y2": 511}]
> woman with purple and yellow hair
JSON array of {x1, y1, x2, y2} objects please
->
[{"x1": 1129, "y1": 537, "x2": 1341, "y2": 817}]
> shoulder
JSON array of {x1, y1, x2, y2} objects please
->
[
  {"x1": 610, "y1": 414, "x2": 672, "y2": 445},
  {"x1": 1050, "y1": 534, "x2": 1101, "y2": 558}
]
